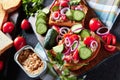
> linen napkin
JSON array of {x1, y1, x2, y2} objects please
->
[{"x1": 86, "y1": 0, "x2": 120, "y2": 29}]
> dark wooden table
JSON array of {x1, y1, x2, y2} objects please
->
[{"x1": 0, "y1": 0, "x2": 120, "y2": 80}]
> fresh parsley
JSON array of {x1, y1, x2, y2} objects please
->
[{"x1": 22, "y1": 0, "x2": 44, "y2": 16}]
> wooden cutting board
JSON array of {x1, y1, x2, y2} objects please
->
[{"x1": 29, "y1": 0, "x2": 120, "y2": 76}]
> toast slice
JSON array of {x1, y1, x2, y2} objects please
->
[
  {"x1": 64, "y1": 32, "x2": 101, "y2": 70},
  {"x1": 0, "y1": 31, "x2": 13, "y2": 55},
  {"x1": 0, "y1": 3, "x2": 8, "y2": 30},
  {"x1": 0, "y1": 0, "x2": 21, "y2": 13},
  {"x1": 49, "y1": 0, "x2": 88, "y2": 27}
]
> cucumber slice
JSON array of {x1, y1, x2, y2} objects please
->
[
  {"x1": 37, "y1": 12, "x2": 47, "y2": 20},
  {"x1": 52, "y1": 6, "x2": 59, "y2": 12},
  {"x1": 80, "y1": 29, "x2": 90, "y2": 39},
  {"x1": 53, "y1": 44, "x2": 64, "y2": 53},
  {"x1": 71, "y1": 24, "x2": 82, "y2": 33},
  {"x1": 42, "y1": 8, "x2": 50, "y2": 14},
  {"x1": 36, "y1": 23, "x2": 47, "y2": 35},
  {"x1": 69, "y1": 0, "x2": 81, "y2": 5},
  {"x1": 44, "y1": 29, "x2": 58, "y2": 50},
  {"x1": 65, "y1": 10, "x2": 73, "y2": 20},
  {"x1": 78, "y1": 41, "x2": 86, "y2": 50},
  {"x1": 36, "y1": 18, "x2": 46, "y2": 25},
  {"x1": 73, "y1": 10, "x2": 85, "y2": 21},
  {"x1": 79, "y1": 47, "x2": 92, "y2": 60}
]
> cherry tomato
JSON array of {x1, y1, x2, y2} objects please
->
[
  {"x1": 89, "y1": 18, "x2": 102, "y2": 31},
  {"x1": 73, "y1": 49, "x2": 79, "y2": 63},
  {"x1": 14, "y1": 36, "x2": 26, "y2": 50},
  {"x1": 61, "y1": 15, "x2": 67, "y2": 21},
  {"x1": 104, "y1": 45, "x2": 116, "y2": 52},
  {"x1": 2, "y1": 22, "x2": 14, "y2": 33},
  {"x1": 0, "y1": 61, "x2": 4, "y2": 72},
  {"x1": 102, "y1": 33, "x2": 116, "y2": 45},
  {"x1": 60, "y1": 0, "x2": 68, "y2": 7},
  {"x1": 84, "y1": 36, "x2": 95, "y2": 46},
  {"x1": 21, "y1": 19, "x2": 30, "y2": 30}
]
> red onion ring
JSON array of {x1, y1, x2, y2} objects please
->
[
  {"x1": 71, "y1": 40, "x2": 79, "y2": 52},
  {"x1": 52, "y1": 11, "x2": 60, "y2": 20},
  {"x1": 60, "y1": 27, "x2": 70, "y2": 36},
  {"x1": 90, "y1": 40, "x2": 98, "y2": 51},
  {"x1": 56, "y1": 35, "x2": 63, "y2": 43},
  {"x1": 60, "y1": 7, "x2": 70, "y2": 15},
  {"x1": 65, "y1": 37, "x2": 71, "y2": 47},
  {"x1": 96, "y1": 27, "x2": 110, "y2": 36}
]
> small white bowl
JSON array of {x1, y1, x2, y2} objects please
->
[{"x1": 14, "y1": 45, "x2": 47, "y2": 78}]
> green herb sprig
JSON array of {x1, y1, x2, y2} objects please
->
[{"x1": 22, "y1": 0, "x2": 44, "y2": 16}]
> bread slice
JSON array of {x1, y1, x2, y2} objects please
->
[
  {"x1": 64, "y1": 33, "x2": 101, "y2": 70},
  {"x1": 49, "y1": 0, "x2": 88, "y2": 27},
  {"x1": 0, "y1": 0, "x2": 21, "y2": 13},
  {"x1": 0, "y1": 3, "x2": 8, "y2": 30},
  {"x1": 0, "y1": 31, "x2": 13, "y2": 55}
]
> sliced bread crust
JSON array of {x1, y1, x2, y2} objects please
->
[
  {"x1": 0, "y1": 0, "x2": 21, "y2": 13},
  {"x1": 0, "y1": 3, "x2": 8, "y2": 30}
]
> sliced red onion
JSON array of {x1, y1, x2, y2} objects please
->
[
  {"x1": 96, "y1": 27, "x2": 110, "y2": 36},
  {"x1": 64, "y1": 48, "x2": 71, "y2": 55},
  {"x1": 75, "y1": 5, "x2": 83, "y2": 10},
  {"x1": 65, "y1": 37, "x2": 71, "y2": 47},
  {"x1": 90, "y1": 40, "x2": 98, "y2": 51},
  {"x1": 60, "y1": 7, "x2": 70, "y2": 15},
  {"x1": 72, "y1": 27, "x2": 84, "y2": 33},
  {"x1": 60, "y1": 27, "x2": 70, "y2": 36},
  {"x1": 52, "y1": 11, "x2": 60, "y2": 20},
  {"x1": 71, "y1": 40, "x2": 79, "y2": 52},
  {"x1": 56, "y1": 35, "x2": 63, "y2": 43}
]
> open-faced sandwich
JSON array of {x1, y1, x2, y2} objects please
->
[
  {"x1": 44, "y1": 24, "x2": 101, "y2": 71},
  {"x1": 49, "y1": 0, "x2": 88, "y2": 27}
]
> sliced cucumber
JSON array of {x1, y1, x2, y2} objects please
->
[
  {"x1": 65, "y1": 10, "x2": 73, "y2": 20},
  {"x1": 79, "y1": 47, "x2": 92, "y2": 60},
  {"x1": 42, "y1": 8, "x2": 50, "y2": 14},
  {"x1": 36, "y1": 18, "x2": 46, "y2": 25},
  {"x1": 52, "y1": 6, "x2": 59, "y2": 12},
  {"x1": 37, "y1": 12, "x2": 47, "y2": 20},
  {"x1": 78, "y1": 41, "x2": 86, "y2": 50},
  {"x1": 69, "y1": 0, "x2": 81, "y2": 5},
  {"x1": 53, "y1": 44, "x2": 64, "y2": 53},
  {"x1": 80, "y1": 29, "x2": 90, "y2": 39},
  {"x1": 71, "y1": 24, "x2": 82, "y2": 33},
  {"x1": 73, "y1": 10, "x2": 85, "y2": 21},
  {"x1": 36, "y1": 23, "x2": 47, "y2": 35},
  {"x1": 44, "y1": 29, "x2": 58, "y2": 50}
]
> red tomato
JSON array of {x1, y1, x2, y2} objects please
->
[
  {"x1": 63, "y1": 55, "x2": 72, "y2": 63},
  {"x1": 60, "y1": 1, "x2": 68, "y2": 7},
  {"x1": 52, "y1": 25, "x2": 60, "y2": 32},
  {"x1": 73, "y1": 49, "x2": 79, "y2": 63},
  {"x1": 84, "y1": 36, "x2": 95, "y2": 46},
  {"x1": 0, "y1": 61, "x2": 4, "y2": 72},
  {"x1": 102, "y1": 33, "x2": 116, "y2": 45},
  {"x1": 61, "y1": 15, "x2": 67, "y2": 21},
  {"x1": 104, "y1": 45, "x2": 116, "y2": 52},
  {"x1": 89, "y1": 18, "x2": 102, "y2": 31},
  {"x1": 21, "y1": 19, "x2": 30, "y2": 30},
  {"x1": 2, "y1": 22, "x2": 14, "y2": 33},
  {"x1": 14, "y1": 36, "x2": 26, "y2": 50}
]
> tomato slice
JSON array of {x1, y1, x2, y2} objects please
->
[
  {"x1": 104, "y1": 45, "x2": 116, "y2": 52},
  {"x1": 73, "y1": 49, "x2": 79, "y2": 63},
  {"x1": 84, "y1": 36, "x2": 95, "y2": 46}
]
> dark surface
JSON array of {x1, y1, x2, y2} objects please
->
[{"x1": 0, "y1": 0, "x2": 120, "y2": 80}]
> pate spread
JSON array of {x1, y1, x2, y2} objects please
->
[{"x1": 18, "y1": 49, "x2": 44, "y2": 75}]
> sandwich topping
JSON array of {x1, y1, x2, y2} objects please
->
[
  {"x1": 44, "y1": 24, "x2": 99, "y2": 70},
  {"x1": 49, "y1": 0, "x2": 88, "y2": 26}
]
